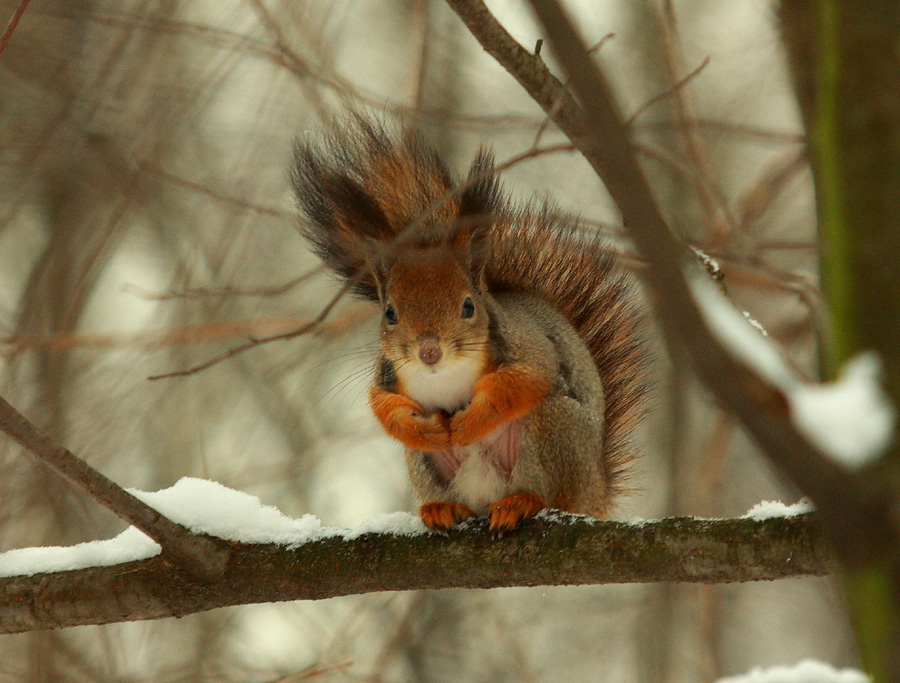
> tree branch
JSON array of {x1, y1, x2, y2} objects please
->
[
  {"x1": 0, "y1": 0, "x2": 30, "y2": 58},
  {"x1": 0, "y1": 396, "x2": 226, "y2": 579},
  {"x1": 444, "y1": 0, "x2": 898, "y2": 566},
  {"x1": 0, "y1": 513, "x2": 830, "y2": 634}
]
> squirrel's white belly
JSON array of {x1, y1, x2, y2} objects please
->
[
  {"x1": 424, "y1": 419, "x2": 523, "y2": 514},
  {"x1": 451, "y1": 447, "x2": 508, "y2": 513}
]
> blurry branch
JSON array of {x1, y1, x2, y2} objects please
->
[
  {"x1": 141, "y1": 164, "x2": 296, "y2": 219},
  {"x1": 0, "y1": 513, "x2": 830, "y2": 633},
  {"x1": 631, "y1": 119, "x2": 806, "y2": 144},
  {"x1": 147, "y1": 279, "x2": 355, "y2": 380},
  {"x1": 0, "y1": 396, "x2": 225, "y2": 579},
  {"x1": 2, "y1": 306, "x2": 373, "y2": 355},
  {"x1": 443, "y1": 0, "x2": 898, "y2": 565},
  {"x1": 122, "y1": 267, "x2": 324, "y2": 300},
  {"x1": 625, "y1": 55, "x2": 710, "y2": 126},
  {"x1": 657, "y1": 2, "x2": 736, "y2": 236},
  {"x1": 736, "y1": 148, "x2": 809, "y2": 234},
  {"x1": 0, "y1": 0, "x2": 29, "y2": 58},
  {"x1": 409, "y1": 0, "x2": 432, "y2": 118}
]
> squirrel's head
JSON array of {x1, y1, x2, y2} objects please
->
[{"x1": 374, "y1": 244, "x2": 491, "y2": 414}]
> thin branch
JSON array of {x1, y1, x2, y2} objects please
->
[
  {"x1": 141, "y1": 164, "x2": 296, "y2": 219},
  {"x1": 736, "y1": 148, "x2": 809, "y2": 233},
  {"x1": 587, "y1": 31, "x2": 616, "y2": 55},
  {"x1": 631, "y1": 118, "x2": 806, "y2": 145},
  {"x1": 657, "y1": 2, "x2": 738, "y2": 236},
  {"x1": 626, "y1": 55, "x2": 711, "y2": 126},
  {"x1": 445, "y1": 0, "x2": 897, "y2": 564},
  {"x1": 0, "y1": 396, "x2": 226, "y2": 578},
  {"x1": 0, "y1": 0, "x2": 30, "y2": 58},
  {"x1": 146, "y1": 278, "x2": 355, "y2": 380},
  {"x1": 122, "y1": 267, "x2": 324, "y2": 301},
  {"x1": 0, "y1": 513, "x2": 830, "y2": 633},
  {"x1": 2, "y1": 306, "x2": 373, "y2": 355}
]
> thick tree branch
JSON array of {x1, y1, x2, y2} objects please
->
[
  {"x1": 0, "y1": 396, "x2": 226, "y2": 579},
  {"x1": 445, "y1": 0, "x2": 898, "y2": 566},
  {"x1": 0, "y1": 513, "x2": 830, "y2": 633}
]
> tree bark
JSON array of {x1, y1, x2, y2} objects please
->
[{"x1": 0, "y1": 513, "x2": 829, "y2": 634}]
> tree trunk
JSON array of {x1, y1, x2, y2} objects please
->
[{"x1": 781, "y1": 3, "x2": 900, "y2": 681}]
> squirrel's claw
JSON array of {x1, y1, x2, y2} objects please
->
[
  {"x1": 419, "y1": 501, "x2": 474, "y2": 533},
  {"x1": 488, "y1": 492, "x2": 545, "y2": 538}
]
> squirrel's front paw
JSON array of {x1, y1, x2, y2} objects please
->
[
  {"x1": 370, "y1": 389, "x2": 451, "y2": 451},
  {"x1": 450, "y1": 400, "x2": 498, "y2": 446},
  {"x1": 398, "y1": 409, "x2": 451, "y2": 451},
  {"x1": 488, "y1": 492, "x2": 545, "y2": 537},
  {"x1": 420, "y1": 501, "x2": 475, "y2": 532}
]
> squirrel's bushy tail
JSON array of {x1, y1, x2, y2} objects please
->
[
  {"x1": 486, "y1": 213, "x2": 646, "y2": 490},
  {"x1": 293, "y1": 117, "x2": 646, "y2": 491}
]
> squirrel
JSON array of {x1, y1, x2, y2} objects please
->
[{"x1": 292, "y1": 116, "x2": 646, "y2": 536}]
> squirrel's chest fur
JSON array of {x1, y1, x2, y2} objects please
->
[{"x1": 397, "y1": 353, "x2": 484, "y2": 414}]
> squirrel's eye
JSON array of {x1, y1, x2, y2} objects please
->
[
  {"x1": 384, "y1": 303, "x2": 398, "y2": 325},
  {"x1": 461, "y1": 297, "x2": 476, "y2": 319}
]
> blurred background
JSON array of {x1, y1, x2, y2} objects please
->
[{"x1": 0, "y1": 1, "x2": 853, "y2": 681}]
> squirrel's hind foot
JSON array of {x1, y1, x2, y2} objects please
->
[
  {"x1": 419, "y1": 501, "x2": 475, "y2": 533},
  {"x1": 488, "y1": 492, "x2": 545, "y2": 538}
]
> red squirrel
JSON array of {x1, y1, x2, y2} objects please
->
[{"x1": 292, "y1": 117, "x2": 646, "y2": 536}]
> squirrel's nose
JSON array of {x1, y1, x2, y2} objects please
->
[{"x1": 418, "y1": 337, "x2": 443, "y2": 366}]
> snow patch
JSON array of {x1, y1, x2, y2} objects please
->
[
  {"x1": 790, "y1": 353, "x2": 895, "y2": 469},
  {"x1": 691, "y1": 274, "x2": 895, "y2": 468},
  {"x1": 343, "y1": 511, "x2": 427, "y2": 539},
  {"x1": 0, "y1": 478, "x2": 426, "y2": 578},
  {"x1": 0, "y1": 527, "x2": 160, "y2": 578},
  {"x1": 716, "y1": 659, "x2": 869, "y2": 683},
  {"x1": 742, "y1": 499, "x2": 813, "y2": 521},
  {"x1": 691, "y1": 275, "x2": 792, "y2": 386}
]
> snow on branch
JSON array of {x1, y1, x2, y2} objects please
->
[
  {"x1": 0, "y1": 478, "x2": 831, "y2": 633},
  {"x1": 716, "y1": 659, "x2": 870, "y2": 683}
]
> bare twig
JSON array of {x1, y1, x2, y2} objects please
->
[
  {"x1": 141, "y1": 164, "x2": 295, "y2": 219},
  {"x1": 147, "y1": 279, "x2": 355, "y2": 380},
  {"x1": 0, "y1": 396, "x2": 226, "y2": 578},
  {"x1": 0, "y1": 0, "x2": 30, "y2": 58},
  {"x1": 626, "y1": 55, "x2": 711, "y2": 126},
  {"x1": 409, "y1": 0, "x2": 432, "y2": 118},
  {"x1": 122, "y1": 267, "x2": 324, "y2": 301},
  {"x1": 2, "y1": 306, "x2": 373, "y2": 355},
  {"x1": 632, "y1": 118, "x2": 806, "y2": 145},
  {"x1": 657, "y1": 2, "x2": 738, "y2": 237},
  {"x1": 0, "y1": 513, "x2": 830, "y2": 633},
  {"x1": 736, "y1": 148, "x2": 809, "y2": 234},
  {"x1": 587, "y1": 32, "x2": 616, "y2": 55}
]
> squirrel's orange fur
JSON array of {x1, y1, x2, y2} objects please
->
[{"x1": 293, "y1": 116, "x2": 646, "y2": 535}]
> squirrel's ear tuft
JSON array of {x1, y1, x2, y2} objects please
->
[
  {"x1": 363, "y1": 238, "x2": 393, "y2": 303},
  {"x1": 459, "y1": 147, "x2": 501, "y2": 221},
  {"x1": 450, "y1": 147, "x2": 499, "y2": 276}
]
